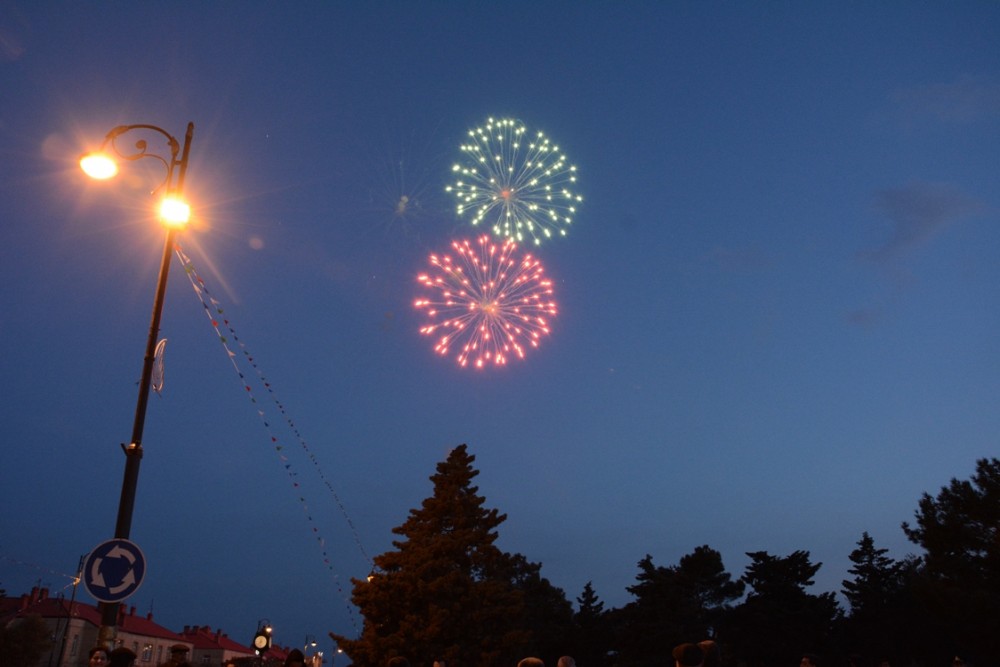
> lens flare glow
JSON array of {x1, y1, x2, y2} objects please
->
[
  {"x1": 159, "y1": 196, "x2": 191, "y2": 227},
  {"x1": 80, "y1": 153, "x2": 118, "y2": 180},
  {"x1": 414, "y1": 235, "x2": 558, "y2": 369},
  {"x1": 446, "y1": 117, "x2": 582, "y2": 246}
]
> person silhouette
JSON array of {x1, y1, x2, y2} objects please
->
[
  {"x1": 109, "y1": 647, "x2": 137, "y2": 667},
  {"x1": 88, "y1": 647, "x2": 110, "y2": 667},
  {"x1": 672, "y1": 643, "x2": 704, "y2": 667}
]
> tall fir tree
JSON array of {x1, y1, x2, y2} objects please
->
[
  {"x1": 573, "y1": 582, "x2": 610, "y2": 667},
  {"x1": 902, "y1": 457, "x2": 1000, "y2": 662},
  {"x1": 331, "y1": 445, "x2": 531, "y2": 667},
  {"x1": 498, "y1": 553, "x2": 575, "y2": 663},
  {"x1": 613, "y1": 546, "x2": 742, "y2": 667},
  {"x1": 727, "y1": 550, "x2": 841, "y2": 666},
  {"x1": 842, "y1": 532, "x2": 901, "y2": 615},
  {"x1": 674, "y1": 545, "x2": 745, "y2": 632},
  {"x1": 837, "y1": 534, "x2": 944, "y2": 665},
  {"x1": 839, "y1": 532, "x2": 906, "y2": 661}
]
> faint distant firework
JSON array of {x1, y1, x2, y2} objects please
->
[
  {"x1": 414, "y1": 235, "x2": 558, "y2": 369},
  {"x1": 446, "y1": 117, "x2": 582, "y2": 246},
  {"x1": 356, "y1": 119, "x2": 450, "y2": 244}
]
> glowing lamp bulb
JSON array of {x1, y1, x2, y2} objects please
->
[
  {"x1": 159, "y1": 197, "x2": 191, "y2": 228},
  {"x1": 80, "y1": 153, "x2": 118, "y2": 180}
]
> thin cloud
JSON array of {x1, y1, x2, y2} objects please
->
[
  {"x1": 0, "y1": 27, "x2": 26, "y2": 62},
  {"x1": 860, "y1": 182, "x2": 981, "y2": 263},
  {"x1": 849, "y1": 182, "x2": 982, "y2": 326},
  {"x1": 846, "y1": 307, "x2": 881, "y2": 328},
  {"x1": 892, "y1": 75, "x2": 1000, "y2": 123},
  {"x1": 846, "y1": 272, "x2": 911, "y2": 329}
]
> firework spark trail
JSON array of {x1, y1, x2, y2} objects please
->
[
  {"x1": 414, "y1": 235, "x2": 557, "y2": 369},
  {"x1": 446, "y1": 117, "x2": 582, "y2": 246}
]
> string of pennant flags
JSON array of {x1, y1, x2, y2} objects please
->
[
  {"x1": 174, "y1": 242, "x2": 371, "y2": 628},
  {"x1": 0, "y1": 554, "x2": 81, "y2": 591}
]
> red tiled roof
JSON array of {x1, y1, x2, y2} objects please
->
[
  {"x1": 268, "y1": 644, "x2": 291, "y2": 660},
  {"x1": 118, "y1": 608, "x2": 186, "y2": 641},
  {"x1": 0, "y1": 590, "x2": 101, "y2": 627},
  {"x1": 1, "y1": 588, "x2": 184, "y2": 642},
  {"x1": 180, "y1": 625, "x2": 254, "y2": 655}
]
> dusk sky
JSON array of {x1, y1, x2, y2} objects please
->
[{"x1": 2, "y1": 1, "x2": 999, "y2": 657}]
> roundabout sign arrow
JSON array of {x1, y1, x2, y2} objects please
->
[{"x1": 83, "y1": 538, "x2": 147, "y2": 603}]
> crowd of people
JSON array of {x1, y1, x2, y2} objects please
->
[
  {"x1": 87, "y1": 643, "x2": 194, "y2": 667},
  {"x1": 370, "y1": 651, "x2": 969, "y2": 667},
  {"x1": 85, "y1": 644, "x2": 971, "y2": 667},
  {"x1": 667, "y1": 643, "x2": 971, "y2": 667},
  {"x1": 671, "y1": 641, "x2": 722, "y2": 667},
  {"x1": 377, "y1": 654, "x2": 577, "y2": 667}
]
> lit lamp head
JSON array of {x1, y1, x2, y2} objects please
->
[
  {"x1": 80, "y1": 152, "x2": 119, "y2": 180},
  {"x1": 253, "y1": 623, "x2": 273, "y2": 655},
  {"x1": 80, "y1": 149, "x2": 192, "y2": 229},
  {"x1": 159, "y1": 196, "x2": 191, "y2": 228}
]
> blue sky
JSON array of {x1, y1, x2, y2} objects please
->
[{"x1": 2, "y1": 1, "x2": 998, "y2": 656}]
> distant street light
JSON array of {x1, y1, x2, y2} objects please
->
[
  {"x1": 326, "y1": 637, "x2": 343, "y2": 667},
  {"x1": 253, "y1": 619, "x2": 273, "y2": 656},
  {"x1": 304, "y1": 634, "x2": 318, "y2": 664},
  {"x1": 80, "y1": 122, "x2": 195, "y2": 649}
]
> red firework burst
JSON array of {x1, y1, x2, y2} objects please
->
[{"x1": 414, "y1": 235, "x2": 558, "y2": 369}]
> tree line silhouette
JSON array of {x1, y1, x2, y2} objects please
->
[
  {"x1": 5, "y1": 447, "x2": 993, "y2": 666},
  {"x1": 331, "y1": 447, "x2": 1000, "y2": 667}
]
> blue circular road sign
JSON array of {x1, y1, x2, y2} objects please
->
[{"x1": 83, "y1": 538, "x2": 147, "y2": 603}]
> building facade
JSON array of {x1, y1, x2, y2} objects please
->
[
  {"x1": 1, "y1": 587, "x2": 195, "y2": 667},
  {"x1": 178, "y1": 624, "x2": 255, "y2": 666}
]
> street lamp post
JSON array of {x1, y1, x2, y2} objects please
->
[
  {"x1": 326, "y1": 634, "x2": 343, "y2": 667},
  {"x1": 253, "y1": 619, "x2": 273, "y2": 659},
  {"x1": 80, "y1": 122, "x2": 195, "y2": 649},
  {"x1": 304, "y1": 635, "x2": 318, "y2": 665}
]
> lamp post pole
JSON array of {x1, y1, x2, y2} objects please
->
[
  {"x1": 253, "y1": 619, "x2": 273, "y2": 661},
  {"x1": 81, "y1": 122, "x2": 195, "y2": 649},
  {"x1": 304, "y1": 635, "x2": 318, "y2": 664}
]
